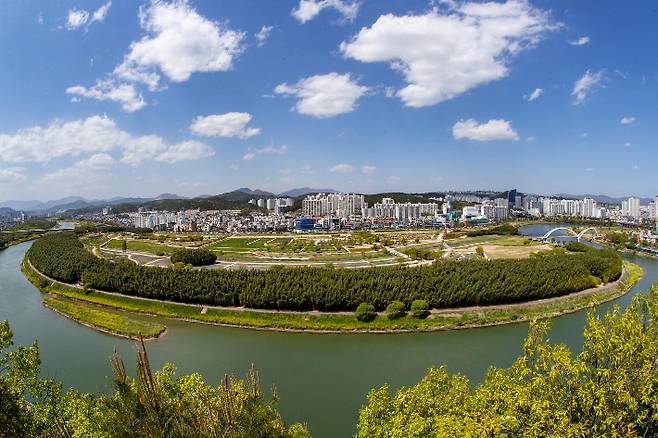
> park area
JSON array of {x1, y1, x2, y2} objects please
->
[{"x1": 90, "y1": 226, "x2": 572, "y2": 270}]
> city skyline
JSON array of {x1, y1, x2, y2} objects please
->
[{"x1": 1, "y1": 0, "x2": 657, "y2": 200}]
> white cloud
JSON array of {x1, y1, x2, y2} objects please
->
[
  {"x1": 70, "y1": 0, "x2": 244, "y2": 111},
  {"x1": 274, "y1": 72, "x2": 368, "y2": 118},
  {"x1": 620, "y1": 116, "x2": 636, "y2": 125},
  {"x1": 116, "y1": 1, "x2": 244, "y2": 85},
  {"x1": 228, "y1": 163, "x2": 240, "y2": 171},
  {"x1": 76, "y1": 153, "x2": 116, "y2": 170},
  {"x1": 92, "y1": 1, "x2": 112, "y2": 23},
  {"x1": 66, "y1": 9, "x2": 89, "y2": 29},
  {"x1": 330, "y1": 163, "x2": 355, "y2": 173},
  {"x1": 292, "y1": 0, "x2": 359, "y2": 24},
  {"x1": 301, "y1": 163, "x2": 313, "y2": 174},
  {"x1": 255, "y1": 25, "x2": 273, "y2": 47},
  {"x1": 452, "y1": 119, "x2": 519, "y2": 141},
  {"x1": 0, "y1": 168, "x2": 26, "y2": 184},
  {"x1": 340, "y1": 0, "x2": 556, "y2": 107},
  {"x1": 243, "y1": 144, "x2": 288, "y2": 161},
  {"x1": 525, "y1": 136, "x2": 536, "y2": 142},
  {"x1": 190, "y1": 113, "x2": 260, "y2": 138},
  {"x1": 624, "y1": 142, "x2": 631, "y2": 148},
  {"x1": 580, "y1": 132, "x2": 588, "y2": 138},
  {"x1": 0, "y1": 115, "x2": 213, "y2": 165},
  {"x1": 572, "y1": 69, "x2": 605, "y2": 104},
  {"x1": 66, "y1": 81, "x2": 145, "y2": 112},
  {"x1": 361, "y1": 165, "x2": 376, "y2": 173},
  {"x1": 65, "y1": 2, "x2": 111, "y2": 30},
  {"x1": 569, "y1": 36, "x2": 589, "y2": 46},
  {"x1": 526, "y1": 87, "x2": 543, "y2": 101}
]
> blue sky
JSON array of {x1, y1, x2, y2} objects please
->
[{"x1": 0, "y1": 0, "x2": 656, "y2": 201}]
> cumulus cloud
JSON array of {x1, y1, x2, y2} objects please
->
[
  {"x1": 116, "y1": 1, "x2": 244, "y2": 84},
  {"x1": 69, "y1": 0, "x2": 244, "y2": 111},
  {"x1": 190, "y1": 113, "x2": 260, "y2": 138},
  {"x1": 330, "y1": 163, "x2": 355, "y2": 173},
  {"x1": 620, "y1": 116, "x2": 636, "y2": 125},
  {"x1": 0, "y1": 168, "x2": 26, "y2": 184},
  {"x1": 340, "y1": 0, "x2": 557, "y2": 108},
  {"x1": 65, "y1": 2, "x2": 111, "y2": 30},
  {"x1": 66, "y1": 81, "x2": 145, "y2": 112},
  {"x1": 274, "y1": 72, "x2": 368, "y2": 118},
  {"x1": 452, "y1": 119, "x2": 519, "y2": 141},
  {"x1": 569, "y1": 36, "x2": 589, "y2": 46},
  {"x1": 572, "y1": 69, "x2": 605, "y2": 104},
  {"x1": 255, "y1": 25, "x2": 273, "y2": 47},
  {"x1": 361, "y1": 165, "x2": 376, "y2": 173},
  {"x1": 0, "y1": 115, "x2": 214, "y2": 165},
  {"x1": 526, "y1": 87, "x2": 543, "y2": 101},
  {"x1": 292, "y1": 0, "x2": 359, "y2": 24},
  {"x1": 243, "y1": 144, "x2": 288, "y2": 160}
]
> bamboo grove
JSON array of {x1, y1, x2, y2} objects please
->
[{"x1": 28, "y1": 232, "x2": 622, "y2": 312}]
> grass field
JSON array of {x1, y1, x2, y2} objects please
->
[
  {"x1": 105, "y1": 239, "x2": 176, "y2": 255},
  {"x1": 42, "y1": 296, "x2": 166, "y2": 339}
]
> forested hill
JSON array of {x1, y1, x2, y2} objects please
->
[{"x1": 66, "y1": 190, "x2": 268, "y2": 214}]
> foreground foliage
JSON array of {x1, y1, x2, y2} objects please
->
[
  {"x1": 29, "y1": 232, "x2": 622, "y2": 311},
  {"x1": 0, "y1": 321, "x2": 308, "y2": 437},
  {"x1": 356, "y1": 287, "x2": 658, "y2": 437}
]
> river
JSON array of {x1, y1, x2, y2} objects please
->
[{"x1": 0, "y1": 224, "x2": 655, "y2": 437}]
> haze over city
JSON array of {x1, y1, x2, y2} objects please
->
[{"x1": 1, "y1": 0, "x2": 656, "y2": 200}]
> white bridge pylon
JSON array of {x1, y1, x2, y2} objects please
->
[{"x1": 542, "y1": 227, "x2": 596, "y2": 242}]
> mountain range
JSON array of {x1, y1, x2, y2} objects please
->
[
  {"x1": 0, "y1": 187, "x2": 338, "y2": 215},
  {"x1": 3, "y1": 188, "x2": 647, "y2": 216}
]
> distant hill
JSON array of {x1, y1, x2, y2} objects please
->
[
  {"x1": 0, "y1": 207, "x2": 19, "y2": 219},
  {"x1": 233, "y1": 188, "x2": 276, "y2": 198},
  {"x1": 553, "y1": 193, "x2": 653, "y2": 205},
  {"x1": 278, "y1": 187, "x2": 338, "y2": 198},
  {"x1": 154, "y1": 193, "x2": 184, "y2": 200}
]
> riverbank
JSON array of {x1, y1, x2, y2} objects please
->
[
  {"x1": 43, "y1": 297, "x2": 166, "y2": 340},
  {"x1": 22, "y1": 254, "x2": 643, "y2": 334},
  {"x1": 21, "y1": 258, "x2": 165, "y2": 340}
]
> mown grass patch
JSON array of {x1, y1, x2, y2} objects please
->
[{"x1": 42, "y1": 296, "x2": 165, "y2": 339}]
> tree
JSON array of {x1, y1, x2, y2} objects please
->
[
  {"x1": 355, "y1": 303, "x2": 377, "y2": 322},
  {"x1": 410, "y1": 300, "x2": 430, "y2": 319},
  {"x1": 385, "y1": 301, "x2": 406, "y2": 320},
  {"x1": 475, "y1": 246, "x2": 485, "y2": 258},
  {"x1": 0, "y1": 321, "x2": 310, "y2": 437},
  {"x1": 356, "y1": 287, "x2": 658, "y2": 437},
  {"x1": 121, "y1": 239, "x2": 127, "y2": 252}
]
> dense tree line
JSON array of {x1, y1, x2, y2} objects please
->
[
  {"x1": 29, "y1": 233, "x2": 622, "y2": 311},
  {"x1": 466, "y1": 224, "x2": 519, "y2": 237},
  {"x1": 170, "y1": 248, "x2": 217, "y2": 266}
]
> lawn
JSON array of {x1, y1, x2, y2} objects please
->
[
  {"x1": 43, "y1": 296, "x2": 166, "y2": 339},
  {"x1": 105, "y1": 239, "x2": 176, "y2": 255}
]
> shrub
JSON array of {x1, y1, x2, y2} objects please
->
[
  {"x1": 411, "y1": 300, "x2": 430, "y2": 319},
  {"x1": 385, "y1": 301, "x2": 406, "y2": 320},
  {"x1": 170, "y1": 248, "x2": 217, "y2": 266},
  {"x1": 355, "y1": 303, "x2": 376, "y2": 322}
]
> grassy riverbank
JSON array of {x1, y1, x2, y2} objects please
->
[
  {"x1": 22, "y1": 258, "x2": 165, "y2": 339},
  {"x1": 22, "y1": 255, "x2": 643, "y2": 333},
  {"x1": 43, "y1": 297, "x2": 166, "y2": 340}
]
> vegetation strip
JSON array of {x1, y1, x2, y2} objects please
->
[
  {"x1": 30, "y1": 232, "x2": 624, "y2": 312},
  {"x1": 23, "y1": 254, "x2": 642, "y2": 333},
  {"x1": 42, "y1": 297, "x2": 166, "y2": 340}
]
